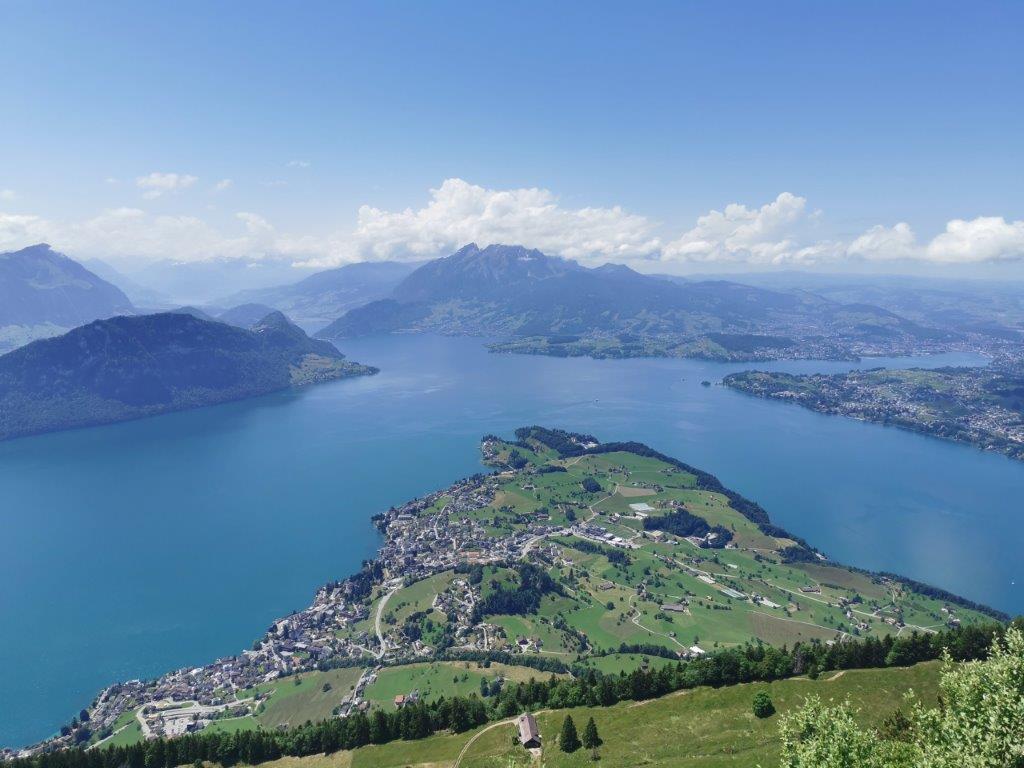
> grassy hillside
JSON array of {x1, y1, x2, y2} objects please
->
[{"x1": 251, "y1": 662, "x2": 941, "y2": 768}]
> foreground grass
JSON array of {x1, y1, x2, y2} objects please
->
[{"x1": 249, "y1": 662, "x2": 940, "y2": 768}]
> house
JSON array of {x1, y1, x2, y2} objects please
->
[
  {"x1": 517, "y1": 712, "x2": 541, "y2": 748},
  {"x1": 393, "y1": 694, "x2": 406, "y2": 708}
]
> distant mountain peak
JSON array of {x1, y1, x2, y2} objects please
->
[
  {"x1": 252, "y1": 309, "x2": 298, "y2": 332},
  {"x1": 392, "y1": 243, "x2": 580, "y2": 304},
  {"x1": 0, "y1": 244, "x2": 135, "y2": 341}
]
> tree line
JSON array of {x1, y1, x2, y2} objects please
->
[{"x1": 6, "y1": 621, "x2": 1010, "y2": 768}]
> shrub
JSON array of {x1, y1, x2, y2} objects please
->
[{"x1": 752, "y1": 691, "x2": 775, "y2": 718}]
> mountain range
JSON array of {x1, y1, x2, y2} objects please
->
[
  {"x1": 0, "y1": 311, "x2": 376, "y2": 441},
  {"x1": 314, "y1": 243, "x2": 951, "y2": 359}
]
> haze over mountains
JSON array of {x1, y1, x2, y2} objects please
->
[
  {"x1": 314, "y1": 243, "x2": 958, "y2": 360},
  {"x1": 3, "y1": 241, "x2": 1000, "y2": 369},
  {"x1": 0, "y1": 311, "x2": 376, "y2": 441},
  {"x1": 221, "y1": 260, "x2": 420, "y2": 331},
  {"x1": 0, "y1": 245, "x2": 135, "y2": 353}
]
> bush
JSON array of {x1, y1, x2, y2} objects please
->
[{"x1": 752, "y1": 691, "x2": 775, "y2": 718}]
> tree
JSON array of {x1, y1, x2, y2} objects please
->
[
  {"x1": 480, "y1": 678, "x2": 489, "y2": 698},
  {"x1": 752, "y1": 691, "x2": 775, "y2": 718},
  {"x1": 779, "y1": 626, "x2": 1024, "y2": 768},
  {"x1": 559, "y1": 715, "x2": 581, "y2": 752},
  {"x1": 779, "y1": 696, "x2": 882, "y2": 768},
  {"x1": 582, "y1": 716, "x2": 602, "y2": 749}
]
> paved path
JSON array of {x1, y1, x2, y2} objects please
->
[{"x1": 374, "y1": 586, "x2": 400, "y2": 658}]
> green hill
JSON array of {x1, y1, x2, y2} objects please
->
[{"x1": 0, "y1": 311, "x2": 377, "y2": 441}]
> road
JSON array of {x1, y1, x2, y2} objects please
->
[{"x1": 374, "y1": 586, "x2": 400, "y2": 657}]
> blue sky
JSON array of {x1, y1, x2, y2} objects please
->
[{"x1": 1, "y1": 0, "x2": 1022, "y2": 274}]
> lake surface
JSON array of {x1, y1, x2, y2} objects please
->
[{"x1": 1, "y1": 335, "x2": 1021, "y2": 748}]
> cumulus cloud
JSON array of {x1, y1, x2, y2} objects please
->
[
  {"x1": 925, "y1": 216, "x2": 1024, "y2": 263},
  {"x1": 136, "y1": 172, "x2": 198, "y2": 199},
  {"x1": 847, "y1": 222, "x2": 920, "y2": 261},
  {"x1": 213, "y1": 178, "x2": 233, "y2": 192},
  {"x1": 286, "y1": 160, "x2": 311, "y2": 168},
  {"x1": 660, "y1": 192, "x2": 838, "y2": 265},
  {"x1": 2, "y1": 178, "x2": 1022, "y2": 270},
  {"x1": 0, "y1": 189, "x2": 16, "y2": 201},
  {"x1": 343, "y1": 177, "x2": 660, "y2": 264},
  {"x1": 845, "y1": 217, "x2": 1024, "y2": 263}
]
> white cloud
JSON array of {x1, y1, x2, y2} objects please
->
[
  {"x1": 2, "y1": 178, "x2": 1023, "y2": 271},
  {"x1": 845, "y1": 217, "x2": 1024, "y2": 263},
  {"x1": 847, "y1": 222, "x2": 920, "y2": 261},
  {"x1": 213, "y1": 178, "x2": 233, "y2": 192},
  {"x1": 661, "y1": 192, "x2": 835, "y2": 265},
  {"x1": 0, "y1": 189, "x2": 16, "y2": 201},
  {"x1": 341, "y1": 177, "x2": 660, "y2": 265},
  {"x1": 136, "y1": 172, "x2": 198, "y2": 199},
  {"x1": 925, "y1": 216, "x2": 1024, "y2": 263},
  {"x1": 286, "y1": 160, "x2": 310, "y2": 168},
  {"x1": 0, "y1": 213, "x2": 51, "y2": 249}
]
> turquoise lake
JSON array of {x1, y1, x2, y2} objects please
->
[{"x1": 1, "y1": 335, "x2": 1022, "y2": 748}]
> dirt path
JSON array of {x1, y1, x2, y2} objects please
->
[
  {"x1": 454, "y1": 710, "x2": 553, "y2": 768},
  {"x1": 452, "y1": 717, "x2": 516, "y2": 768}
]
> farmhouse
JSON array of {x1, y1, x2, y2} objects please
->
[{"x1": 517, "y1": 712, "x2": 542, "y2": 748}]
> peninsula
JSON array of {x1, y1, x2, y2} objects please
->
[{"x1": 13, "y1": 427, "x2": 1003, "y2": 759}]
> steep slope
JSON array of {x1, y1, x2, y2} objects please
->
[
  {"x1": 0, "y1": 244, "x2": 135, "y2": 352},
  {"x1": 0, "y1": 244, "x2": 134, "y2": 326},
  {"x1": 0, "y1": 312, "x2": 376, "y2": 441},
  {"x1": 222, "y1": 260, "x2": 420, "y2": 330}
]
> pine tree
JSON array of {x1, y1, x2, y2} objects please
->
[
  {"x1": 559, "y1": 715, "x2": 581, "y2": 753},
  {"x1": 582, "y1": 717, "x2": 601, "y2": 749}
]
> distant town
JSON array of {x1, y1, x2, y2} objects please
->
[{"x1": 725, "y1": 348, "x2": 1024, "y2": 461}]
